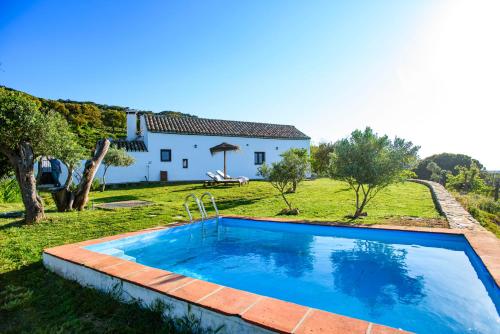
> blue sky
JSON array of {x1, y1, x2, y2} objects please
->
[{"x1": 1, "y1": 0, "x2": 499, "y2": 168}]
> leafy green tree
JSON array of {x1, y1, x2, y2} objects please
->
[
  {"x1": 0, "y1": 87, "x2": 110, "y2": 219},
  {"x1": 447, "y1": 162, "x2": 487, "y2": 194},
  {"x1": 280, "y1": 148, "x2": 310, "y2": 193},
  {"x1": 311, "y1": 142, "x2": 334, "y2": 176},
  {"x1": 0, "y1": 88, "x2": 71, "y2": 222},
  {"x1": 484, "y1": 172, "x2": 500, "y2": 201},
  {"x1": 258, "y1": 161, "x2": 297, "y2": 214},
  {"x1": 101, "y1": 147, "x2": 135, "y2": 191},
  {"x1": 49, "y1": 122, "x2": 87, "y2": 190},
  {"x1": 329, "y1": 127, "x2": 419, "y2": 218},
  {"x1": 414, "y1": 153, "x2": 483, "y2": 180},
  {"x1": 103, "y1": 109, "x2": 126, "y2": 133}
]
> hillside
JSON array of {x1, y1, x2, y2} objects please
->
[{"x1": 0, "y1": 86, "x2": 196, "y2": 150}]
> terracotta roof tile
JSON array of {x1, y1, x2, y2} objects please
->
[
  {"x1": 113, "y1": 140, "x2": 148, "y2": 152},
  {"x1": 144, "y1": 115, "x2": 310, "y2": 140}
]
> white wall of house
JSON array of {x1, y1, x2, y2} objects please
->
[
  {"x1": 110, "y1": 133, "x2": 310, "y2": 183},
  {"x1": 45, "y1": 134, "x2": 309, "y2": 185},
  {"x1": 46, "y1": 113, "x2": 310, "y2": 185}
]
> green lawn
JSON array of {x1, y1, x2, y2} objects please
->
[{"x1": 0, "y1": 179, "x2": 440, "y2": 333}]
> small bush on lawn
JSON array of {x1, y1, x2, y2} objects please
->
[{"x1": 279, "y1": 208, "x2": 300, "y2": 215}]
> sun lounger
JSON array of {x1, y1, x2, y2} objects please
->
[
  {"x1": 204, "y1": 172, "x2": 243, "y2": 187},
  {"x1": 216, "y1": 170, "x2": 249, "y2": 184}
]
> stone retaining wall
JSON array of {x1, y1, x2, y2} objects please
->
[{"x1": 410, "y1": 179, "x2": 483, "y2": 230}]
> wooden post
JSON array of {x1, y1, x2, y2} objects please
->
[{"x1": 223, "y1": 150, "x2": 227, "y2": 178}]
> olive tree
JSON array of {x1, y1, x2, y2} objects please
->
[
  {"x1": 0, "y1": 88, "x2": 78, "y2": 222},
  {"x1": 258, "y1": 148, "x2": 309, "y2": 214},
  {"x1": 51, "y1": 138, "x2": 110, "y2": 211},
  {"x1": 0, "y1": 88, "x2": 110, "y2": 220},
  {"x1": 311, "y1": 142, "x2": 335, "y2": 176},
  {"x1": 101, "y1": 147, "x2": 135, "y2": 191},
  {"x1": 280, "y1": 148, "x2": 309, "y2": 193},
  {"x1": 329, "y1": 127, "x2": 419, "y2": 218},
  {"x1": 258, "y1": 162, "x2": 296, "y2": 214}
]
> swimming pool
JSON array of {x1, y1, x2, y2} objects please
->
[{"x1": 86, "y1": 217, "x2": 500, "y2": 333}]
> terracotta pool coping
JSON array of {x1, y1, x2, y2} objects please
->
[{"x1": 43, "y1": 216, "x2": 500, "y2": 333}]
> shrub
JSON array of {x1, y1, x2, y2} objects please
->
[
  {"x1": 447, "y1": 163, "x2": 488, "y2": 194},
  {"x1": 90, "y1": 178, "x2": 101, "y2": 192},
  {"x1": 400, "y1": 170, "x2": 417, "y2": 179},
  {"x1": 0, "y1": 177, "x2": 21, "y2": 203},
  {"x1": 477, "y1": 197, "x2": 500, "y2": 215},
  {"x1": 101, "y1": 147, "x2": 135, "y2": 191},
  {"x1": 414, "y1": 153, "x2": 483, "y2": 180},
  {"x1": 454, "y1": 192, "x2": 500, "y2": 237}
]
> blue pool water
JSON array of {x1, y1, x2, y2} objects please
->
[{"x1": 87, "y1": 218, "x2": 500, "y2": 333}]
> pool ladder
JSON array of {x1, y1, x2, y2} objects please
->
[{"x1": 184, "y1": 192, "x2": 219, "y2": 222}]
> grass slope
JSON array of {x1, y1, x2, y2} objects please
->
[{"x1": 0, "y1": 179, "x2": 440, "y2": 333}]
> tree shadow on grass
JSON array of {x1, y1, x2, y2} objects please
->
[
  {"x1": 91, "y1": 195, "x2": 140, "y2": 204},
  {"x1": 0, "y1": 218, "x2": 25, "y2": 231},
  {"x1": 0, "y1": 262, "x2": 175, "y2": 333},
  {"x1": 213, "y1": 197, "x2": 266, "y2": 211},
  {"x1": 333, "y1": 186, "x2": 352, "y2": 194},
  {"x1": 168, "y1": 185, "x2": 206, "y2": 193}
]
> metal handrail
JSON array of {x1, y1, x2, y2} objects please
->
[
  {"x1": 184, "y1": 194, "x2": 205, "y2": 222},
  {"x1": 199, "y1": 192, "x2": 219, "y2": 219}
]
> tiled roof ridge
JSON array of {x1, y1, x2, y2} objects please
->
[
  {"x1": 143, "y1": 114, "x2": 310, "y2": 140},
  {"x1": 151, "y1": 114, "x2": 299, "y2": 128}
]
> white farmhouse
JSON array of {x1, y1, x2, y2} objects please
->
[{"x1": 97, "y1": 111, "x2": 310, "y2": 184}]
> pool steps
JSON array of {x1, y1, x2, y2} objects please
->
[
  {"x1": 100, "y1": 247, "x2": 136, "y2": 262},
  {"x1": 200, "y1": 192, "x2": 219, "y2": 218},
  {"x1": 184, "y1": 192, "x2": 219, "y2": 222}
]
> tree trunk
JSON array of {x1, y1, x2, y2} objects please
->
[
  {"x1": 63, "y1": 165, "x2": 74, "y2": 189},
  {"x1": 73, "y1": 139, "x2": 109, "y2": 209},
  {"x1": 52, "y1": 139, "x2": 110, "y2": 211},
  {"x1": 52, "y1": 188, "x2": 74, "y2": 212},
  {"x1": 101, "y1": 166, "x2": 108, "y2": 192},
  {"x1": 353, "y1": 186, "x2": 370, "y2": 218},
  {"x1": 1, "y1": 143, "x2": 45, "y2": 223},
  {"x1": 279, "y1": 189, "x2": 292, "y2": 210},
  {"x1": 36, "y1": 156, "x2": 43, "y2": 183}
]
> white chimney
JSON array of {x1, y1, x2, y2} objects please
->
[{"x1": 126, "y1": 110, "x2": 138, "y2": 140}]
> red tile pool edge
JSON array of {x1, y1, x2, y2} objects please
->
[{"x1": 43, "y1": 217, "x2": 500, "y2": 333}]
